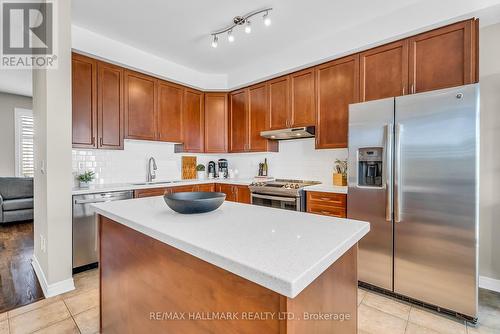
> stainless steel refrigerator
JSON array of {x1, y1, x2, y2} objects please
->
[{"x1": 347, "y1": 84, "x2": 479, "y2": 319}]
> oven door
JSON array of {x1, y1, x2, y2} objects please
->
[{"x1": 251, "y1": 193, "x2": 301, "y2": 211}]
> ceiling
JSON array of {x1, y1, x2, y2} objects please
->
[
  {"x1": 0, "y1": 70, "x2": 32, "y2": 97},
  {"x1": 72, "y1": 0, "x2": 428, "y2": 75},
  {"x1": 2, "y1": 0, "x2": 500, "y2": 96}
]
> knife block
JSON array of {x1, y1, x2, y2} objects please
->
[{"x1": 333, "y1": 173, "x2": 347, "y2": 186}]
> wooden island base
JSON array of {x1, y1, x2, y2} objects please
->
[{"x1": 99, "y1": 216, "x2": 358, "y2": 334}]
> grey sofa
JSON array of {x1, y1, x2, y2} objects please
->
[{"x1": 0, "y1": 177, "x2": 34, "y2": 223}]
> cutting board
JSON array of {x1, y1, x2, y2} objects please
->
[{"x1": 181, "y1": 156, "x2": 197, "y2": 180}]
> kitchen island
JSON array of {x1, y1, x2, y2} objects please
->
[{"x1": 92, "y1": 196, "x2": 369, "y2": 333}]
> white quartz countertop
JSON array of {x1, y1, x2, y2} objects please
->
[
  {"x1": 73, "y1": 179, "x2": 348, "y2": 195},
  {"x1": 72, "y1": 178, "x2": 254, "y2": 195},
  {"x1": 303, "y1": 184, "x2": 348, "y2": 194},
  {"x1": 92, "y1": 197, "x2": 369, "y2": 298}
]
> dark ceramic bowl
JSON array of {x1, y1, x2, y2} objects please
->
[{"x1": 163, "y1": 192, "x2": 226, "y2": 214}]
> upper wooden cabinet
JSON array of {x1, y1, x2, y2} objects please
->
[
  {"x1": 409, "y1": 19, "x2": 478, "y2": 94},
  {"x1": 249, "y1": 83, "x2": 277, "y2": 152},
  {"x1": 204, "y1": 93, "x2": 228, "y2": 153},
  {"x1": 72, "y1": 53, "x2": 123, "y2": 150},
  {"x1": 73, "y1": 19, "x2": 478, "y2": 152},
  {"x1": 97, "y1": 62, "x2": 124, "y2": 149},
  {"x1": 315, "y1": 55, "x2": 359, "y2": 149},
  {"x1": 360, "y1": 40, "x2": 408, "y2": 102},
  {"x1": 157, "y1": 81, "x2": 183, "y2": 143},
  {"x1": 229, "y1": 89, "x2": 248, "y2": 153},
  {"x1": 267, "y1": 70, "x2": 316, "y2": 129},
  {"x1": 268, "y1": 76, "x2": 289, "y2": 130},
  {"x1": 181, "y1": 89, "x2": 204, "y2": 152},
  {"x1": 290, "y1": 68, "x2": 316, "y2": 127},
  {"x1": 124, "y1": 71, "x2": 157, "y2": 141},
  {"x1": 229, "y1": 87, "x2": 278, "y2": 153},
  {"x1": 72, "y1": 53, "x2": 97, "y2": 148}
]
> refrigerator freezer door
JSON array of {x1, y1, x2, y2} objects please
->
[
  {"x1": 394, "y1": 84, "x2": 478, "y2": 317},
  {"x1": 348, "y1": 98, "x2": 395, "y2": 290}
]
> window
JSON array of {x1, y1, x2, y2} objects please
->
[{"x1": 15, "y1": 108, "x2": 34, "y2": 177}]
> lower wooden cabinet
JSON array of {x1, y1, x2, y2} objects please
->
[
  {"x1": 134, "y1": 183, "x2": 218, "y2": 198},
  {"x1": 306, "y1": 191, "x2": 347, "y2": 218},
  {"x1": 193, "y1": 183, "x2": 216, "y2": 192},
  {"x1": 134, "y1": 187, "x2": 168, "y2": 198},
  {"x1": 215, "y1": 184, "x2": 251, "y2": 204}
]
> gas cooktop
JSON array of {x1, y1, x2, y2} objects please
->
[{"x1": 249, "y1": 179, "x2": 321, "y2": 197}]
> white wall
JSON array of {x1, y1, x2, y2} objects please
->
[
  {"x1": 72, "y1": 139, "x2": 347, "y2": 186},
  {"x1": 33, "y1": 0, "x2": 74, "y2": 297},
  {"x1": 72, "y1": 25, "x2": 227, "y2": 91},
  {"x1": 479, "y1": 22, "x2": 500, "y2": 282},
  {"x1": 0, "y1": 92, "x2": 32, "y2": 176}
]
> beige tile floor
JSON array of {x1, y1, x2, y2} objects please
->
[
  {"x1": 358, "y1": 287, "x2": 500, "y2": 334},
  {"x1": 0, "y1": 269, "x2": 99, "y2": 334},
  {"x1": 0, "y1": 268, "x2": 498, "y2": 334}
]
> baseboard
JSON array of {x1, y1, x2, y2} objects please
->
[
  {"x1": 479, "y1": 275, "x2": 500, "y2": 293},
  {"x1": 32, "y1": 255, "x2": 75, "y2": 298}
]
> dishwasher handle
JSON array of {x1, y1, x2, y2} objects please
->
[{"x1": 74, "y1": 198, "x2": 114, "y2": 205}]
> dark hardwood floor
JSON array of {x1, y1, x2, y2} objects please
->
[{"x1": 0, "y1": 220, "x2": 44, "y2": 313}]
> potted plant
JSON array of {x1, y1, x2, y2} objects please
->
[
  {"x1": 333, "y1": 159, "x2": 347, "y2": 186},
  {"x1": 196, "y1": 164, "x2": 206, "y2": 180},
  {"x1": 78, "y1": 171, "x2": 95, "y2": 188}
]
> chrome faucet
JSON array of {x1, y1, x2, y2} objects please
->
[{"x1": 147, "y1": 157, "x2": 157, "y2": 182}]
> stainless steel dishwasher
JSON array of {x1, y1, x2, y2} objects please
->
[{"x1": 72, "y1": 190, "x2": 133, "y2": 273}]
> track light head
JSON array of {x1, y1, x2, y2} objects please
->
[
  {"x1": 228, "y1": 30, "x2": 235, "y2": 42},
  {"x1": 245, "y1": 20, "x2": 252, "y2": 34},
  {"x1": 263, "y1": 12, "x2": 271, "y2": 26},
  {"x1": 211, "y1": 35, "x2": 218, "y2": 48}
]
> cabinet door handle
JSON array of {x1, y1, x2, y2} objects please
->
[
  {"x1": 99, "y1": 138, "x2": 103, "y2": 146},
  {"x1": 91, "y1": 137, "x2": 95, "y2": 146},
  {"x1": 410, "y1": 84, "x2": 415, "y2": 94}
]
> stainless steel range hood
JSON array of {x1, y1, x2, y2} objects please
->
[{"x1": 260, "y1": 126, "x2": 315, "y2": 140}]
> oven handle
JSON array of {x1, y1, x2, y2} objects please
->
[{"x1": 251, "y1": 193, "x2": 298, "y2": 202}]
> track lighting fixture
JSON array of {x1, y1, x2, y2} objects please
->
[{"x1": 209, "y1": 8, "x2": 272, "y2": 48}]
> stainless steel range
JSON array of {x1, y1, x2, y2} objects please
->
[{"x1": 249, "y1": 179, "x2": 320, "y2": 211}]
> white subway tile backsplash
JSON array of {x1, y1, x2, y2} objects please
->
[{"x1": 72, "y1": 138, "x2": 347, "y2": 186}]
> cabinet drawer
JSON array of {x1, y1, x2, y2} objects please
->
[
  {"x1": 134, "y1": 188, "x2": 167, "y2": 198},
  {"x1": 194, "y1": 183, "x2": 215, "y2": 192},
  {"x1": 306, "y1": 191, "x2": 346, "y2": 208},
  {"x1": 307, "y1": 204, "x2": 346, "y2": 218}
]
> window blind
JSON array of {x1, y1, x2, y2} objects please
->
[{"x1": 15, "y1": 109, "x2": 34, "y2": 177}]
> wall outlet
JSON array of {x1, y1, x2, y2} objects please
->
[{"x1": 40, "y1": 234, "x2": 46, "y2": 253}]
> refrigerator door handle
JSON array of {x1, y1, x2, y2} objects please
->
[
  {"x1": 385, "y1": 123, "x2": 393, "y2": 222},
  {"x1": 394, "y1": 123, "x2": 402, "y2": 223}
]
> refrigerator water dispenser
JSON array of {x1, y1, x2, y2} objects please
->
[{"x1": 358, "y1": 147, "x2": 383, "y2": 187}]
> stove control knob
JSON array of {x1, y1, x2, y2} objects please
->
[{"x1": 294, "y1": 184, "x2": 300, "y2": 189}]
